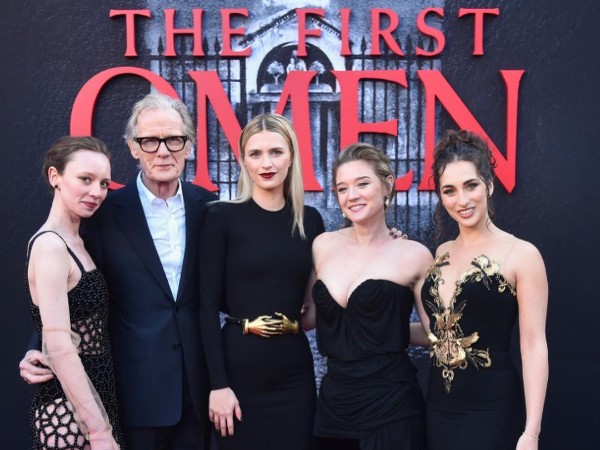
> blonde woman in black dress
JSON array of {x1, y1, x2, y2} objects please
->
[
  {"x1": 309, "y1": 143, "x2": 431, "y2": 450},
  {"x1": 199, "y1": 114, "x2": 324, "y2": 450}
]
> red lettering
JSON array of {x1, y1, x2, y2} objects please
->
[
  {"x1": 340, "y1": 8, "x2": 352, "y2": 56},
  {"x1": 73, "y1": 65, "x2": 523, "y2": 194},
  {"x1": 188, "y1": 71, "x2": 244, "y2": 191},
  {"x1": 70, "y1": 67, "x2": 178, "y2": 188},
  {"x1": 333, "y1": 70, "x2": 413, "y2": 191},
  {"x1": 418, "y1": 69, "x2": 524, "y2": 192},
  {"x1": 275, "y1": 71, "x2": 323, "y2": 191},
  {"x1": 109, "y1": 9, "x2": 151, "y2": 57},
  {"x1": 296, "y1": 8, "x2": 324, "y2": 57},
  {"x1": 458, "y1": 8, "x2": 500, "y2": 56},
  {"x1": 416, "y1": 8, "x2": 445, "y2": 57},
  {"x1": 370, "y1": 9, "x2": 403, "y2": 57},
  {"x1": 164, "y1": 9, "x2": 204, "y2": 57},
  {"x1": 220, "y1": 9, "x2": 251, "y2": 57}
]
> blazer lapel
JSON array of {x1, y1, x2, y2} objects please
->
[
  {"x1": 176, "y1": 183, "x2": 205, "y2": 303},
  {"x1": 113, "y1": 182, "x2": 174, "y2": 301}
]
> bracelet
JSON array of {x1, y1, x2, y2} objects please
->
[
  {"x1": 242, "y1": 319, "x2": 249, "y2": 335},
  {"x1": 522, "y1": 431, "x2": 539, "y2": 441}
]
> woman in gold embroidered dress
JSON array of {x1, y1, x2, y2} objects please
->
[{"x1": 417, "y1": 130, "x2": 548, "y2": 450}]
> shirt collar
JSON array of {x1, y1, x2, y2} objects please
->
[{"x1": 136, "y1": 172, "x2": 184, "y2": 207}]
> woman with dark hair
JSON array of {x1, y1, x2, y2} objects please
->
[
  {"x1": 198, "y1": 113, "x2": 324, "y2": 450},
  {"x1": 309, "y1": 142, "x2": 431, "y2": 450},
  {"x1": 421, "y1": 130, "x2": 548, "y2": 450},
  {"x1": 26, "y1": 136, "x2": 124, "y2": 449}
]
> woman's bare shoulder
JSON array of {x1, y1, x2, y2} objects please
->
[
  {"x1": 28, "y1": 231, "x2": 67, "y2": 259},
  {"x1": 434, "y1": 239, "x2": 454, "y2": 257},
  {"x1": 313, "y1": 228, "x2": 348, "y2": 248},
  {"x1": 399, "y1": 237, "x2": 432, "y2": 257},
  {"x1": 510, "y1": 236, "x2": 544, "y2": 265}
]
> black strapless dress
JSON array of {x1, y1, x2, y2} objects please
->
[
  {"x1": 313, "y1": 279, "x2": 425, "y2": 450},
  {"x1": 422, "y1": 253, "x2": 525, "y2": 450}
]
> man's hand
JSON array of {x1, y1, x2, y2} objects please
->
[{"x1": 19, "y1": 349, "x2": 54, "y2": 384}]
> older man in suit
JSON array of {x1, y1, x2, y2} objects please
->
[{"x1": 20, "y1": 93, "x2": 216, "y2": 450}]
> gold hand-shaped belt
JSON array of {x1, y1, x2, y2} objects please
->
[{"x1": 226, "y1": 312, "x2": 299, "y2": 337}]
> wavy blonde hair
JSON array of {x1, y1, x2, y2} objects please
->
[{"x1": 233, "y1": 113, "x2": 306, "y2": 238}]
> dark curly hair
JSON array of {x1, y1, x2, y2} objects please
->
[{"x1": 432, "y1": 130, "x2": 496, "y2": 237}]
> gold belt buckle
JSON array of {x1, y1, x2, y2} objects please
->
[{"x1": 240, "y1": 313, "x2": 299, "y2": 337}]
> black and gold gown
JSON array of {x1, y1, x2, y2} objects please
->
[
  {"x1": 27, "y1": 231, "x2": 125, "y2": 449},
  {"x1": 313, "y1": 279, "x2": 425, "y2": 450},
  {"x1": 199, "y1": 199, "x2": 324, "y2": 450},
  {"x1": 422, "y1": 253, "x2": 524, "y2": 450}
]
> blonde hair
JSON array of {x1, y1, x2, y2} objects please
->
[
  {"x1": 334, "y1": 142, "x2": 395, "y2": 208},
  {"x1": 234, "y1": 113, "x2": 306, "y2": 238}
]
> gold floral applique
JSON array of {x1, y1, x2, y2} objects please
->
[{"x1": 424, "y1": 254, "x2": 515, "y2": 393}]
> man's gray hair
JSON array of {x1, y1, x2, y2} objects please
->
[{"x1": 123, "y1": 93, "x2": 196, "y2": 144}]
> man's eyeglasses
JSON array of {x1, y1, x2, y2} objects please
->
[{"x1": 135, "y1": 136, "x2": 188, "y2": 153}]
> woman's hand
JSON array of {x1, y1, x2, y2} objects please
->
[
  {"x1": 516, "y1": 432, "x2": 538, "y2": 450},
  {"x1": 89, "y1": 428, "x2": 120, "y2": 450},
  {"x1": 209, "y1": 388, "x2": 242, "y2": 437},
  {"x1": 389, "y1": 227, "x2": 408, "y2": 239}
]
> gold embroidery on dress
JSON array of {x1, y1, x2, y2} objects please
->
[{"x1": 425, "y1": 253, "x2": 516, "y2": 393}]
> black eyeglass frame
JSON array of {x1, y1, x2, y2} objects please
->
[{"x1": 134, "y1": 136, "x2": 188, "y2": 153}]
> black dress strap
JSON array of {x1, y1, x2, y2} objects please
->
[{"x1": 27, "y1": 230, "x2": 87, "y2": 273}]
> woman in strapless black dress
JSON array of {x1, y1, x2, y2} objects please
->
[
  {"x1": 26, "y1": 137, "x2": 123, "y2": 449},
  {"x1": 419, "y1": 130, "x2": 548, "y2": 450},
  {"x1": 309, "y1": 143, "x2": 432, "y2": 450}
]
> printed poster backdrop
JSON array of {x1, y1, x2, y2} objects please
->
[{"x1": 2, "y1": 1, "x2": 598, "y2": 448}]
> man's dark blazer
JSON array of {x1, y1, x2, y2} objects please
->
[{"x1": 84, "y1": 178, "x2": 216, "y2": 428}]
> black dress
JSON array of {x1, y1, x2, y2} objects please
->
[
  {"x1": 27, "y1": 231, "x2": 125, "y2": 449},
  {"x1": 199, "y1": 200, "x2": 324, "y2": 450},
  {"x1": 422, "y1": 253, "x2": 524, "y2": 450},
  {"x1": 312, "y1": 279, "x2": 425, "y2": 450}
]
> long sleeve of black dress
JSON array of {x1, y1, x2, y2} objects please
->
[
  {"x1": 198, "y1": 203, "x2": 231, "y2": 390},
  {"x1": 198, "y1": 200, "x2": 325, "y2": 385},
  {"x1": 198, "y1": 199, "x2": 324, "y2": 450}
]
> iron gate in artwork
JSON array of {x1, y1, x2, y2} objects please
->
[{"x1": 148, "y1": 32, "x2": 439, "y2": 242}]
